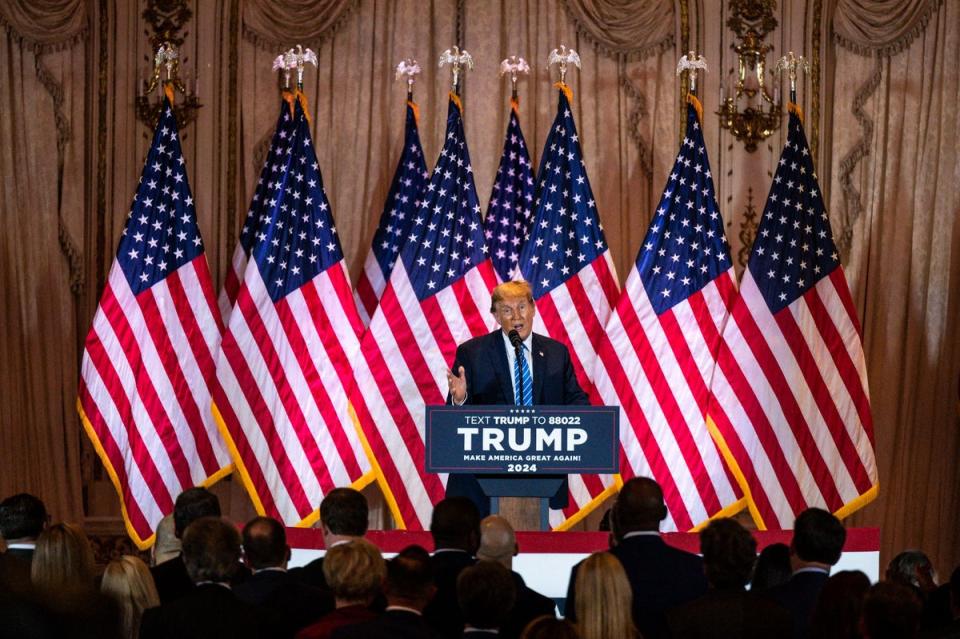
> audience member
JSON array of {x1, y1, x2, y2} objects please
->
[
  {"x1": 0, "y1": 493, "x2": 48, "y2": 563},
  {"x1": 100, "y1": 555, "x2": 160, "y2": 639},
  {"x1": 887, "y1": 550, "x2": 953, "y2": 630},
  {"x1": 150, "y1": 487, "x2": 224, "y2": 603},
  {"x1": 150, "y1": 515, "x2": 180, "y2": 567},
  {"x1": 332, "y1": 545, "x2": 440, "y2": 639},
  {"x1": 292, "y1": 488, "x2": 369, "y2": 592},
  {"x1": 519, "y1": 616, "x2": 579, "y2": 639},
  {"x1": 574, "y1": 552, "x2": 638, "y2": 639},
  {"x1": 477, "y1": 515, "x2": 555, "y2": 639},
  {"x1": 30, "y1": 522, "x2": 95, "y2": 593},
  {"x1": 424, "y1": 497, "x2": 481, "y2": 639},
  {"x1": 139, "y1": 516, "x2": 270, "y2": 639},
  {"x1": 860, "y1": 581, "x2": 923, "y2": 639},
  {"x1": 751, "y1": 542, "x2": 792, "y2": 592},
  {"x1": 234, "y1": 516, "x2": 331, "y2": 635},
  {"x1": 765, "y1": 507, "x2": 847, "y2": 639},
  {"x1": 667, "y1": 518, "x2": 791, "y2": 638},
  {"x1": 925, "y1": 566, "x2": 960, "y2": 639},
  {"x1": 565, "y1": 477, "x2": 706, "y2": 639},
  {"x1": 456, "y1": 560, "x2": 516, "y2": 638},
  {"x1": 809, "y1": 570, "x2": 870, "y2": 639},
  {"x1": 296, "y1": 538, "x2": 385, "y2": 639}
]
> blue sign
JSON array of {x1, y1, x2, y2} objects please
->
[{"x1": 424, "y1": 405, "x2": 619, "y2": 474}]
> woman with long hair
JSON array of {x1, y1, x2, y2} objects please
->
[
  {"x1": 30, "y1": 522, "x2": 95, "y2": 592},
  {"x1": 101, "y1": 555, "x2": 161, "y2": 639},
  {"x1": 574, "y1": 551, "x2": 639, "y2": 639}
]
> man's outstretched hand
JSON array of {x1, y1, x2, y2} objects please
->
[{"x1": 447, "y1": 365, "x2": 467, "y2": 404}]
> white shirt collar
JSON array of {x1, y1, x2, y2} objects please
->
[
  {"x1": 623, "y1": 531, "x2": 661, "y2": 539},
  {"x1": 386, "y1": 605, "x2": 423, "y2": 616}
]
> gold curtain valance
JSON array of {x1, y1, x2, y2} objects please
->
[
  {"x1": 0, "y1": 0, "x2": 86, "y2": 52},
  {"x1": 561, "y1": 0, "x2": 674, "y2": 60},
  {"x1": 242, "y1": 0, "x2": 358, "y2": 51},
  {"x1": 834, "y1": 0, "x2": 943, "y2": 56}
]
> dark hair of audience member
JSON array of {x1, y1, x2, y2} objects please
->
[
  {"x1": 242, "y1": 516, "x2": 289, "y2": 569},
  {"x1": 809, "y1": 570, "x2": 870, "y2": 639},
  {"x1": 100, "y1": 555, "x2": 161, "y2": 639},
  {"x1": 699, "y1": 517, "x2": 757, "y2": 590},
  {"x1": 384, "y1": 544, "x2": 435, "y2": 608},
  {"x1": 793, "y1": 507, "x2": 846, "y2": 565},
  {"x1": 520, "y1": 616, "x2": 580, "y2": 639},
  {"x1": 30, "y1": 522, "x2": 95, "y2": 592},
  {"x1": 613, "y1": 477, "x2": 666, "y2": 538},
  {"x1": 430, "y1": 496, "x2": 481, "y2": 553},
  {"x1": 319, "y1": 487, "x2": 369, "y2": 537},
  {"x1": 861, "y1": 581, "x2": 923, "y2": 639},
  {"x1": 751, "y1": 542, "x2": 792, "y2": 592},
  {"x1": 172, "y1": 487, "x2": 221, "y2": 538},
  {"x1": 574, "y1": 551, "x2": 638, "y2": 639},
  {"x1": 322, "y1": 538, "x2": 385, "y2": 605},
  {"x1": 457, "y1": 560, "x2": 516, "y2": 630},
  {"x1": 886, "y1": 550, "x2": 936, "y2": 590},
  {"x1": 0, "y1": 493, "x2": 48, "y2": 540},
  {"x1": 181, "y1": 516, "x2": 240, "y2": 583}
]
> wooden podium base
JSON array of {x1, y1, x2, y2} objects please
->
[{"x1": 492, "y1": 496, "x2": 548, "y2": 531}]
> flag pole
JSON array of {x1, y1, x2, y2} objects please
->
[
  {"x1": 500, "y1": 55, "x2": 530, "y2": 103},
  {"x1": 396, "y1": 58, "x2": 422, "y2": 103},
  {"x1": 775, "y1": 51, "x2": 810, "y2": 114},
  {"x1": 438, "y1": 46, "x2": 474, "y2": 99},
  {"x1": 548, "y1": 44, "x2": 581, "y2": 95}
]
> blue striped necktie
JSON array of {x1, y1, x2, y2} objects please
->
[{"x1": 514, "y1": 344, "x2": 533, "y2": 406}]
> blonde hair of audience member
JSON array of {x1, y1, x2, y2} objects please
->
[
  {"x1": 101, "y1": 555, "x2": 161, "y2": 639},
  {"x1": 477, "y1": 515, "x2": 518, "y2": 569},
  {"x1": 322, "y1": 538, "x2": 386, "y2": 607},
  {"x1": 151, "y1": 514, "x2": 180, "y2": 566},
  {"x1": 574, "y1": 552, "x2": 639, "y2": 639},
  {"x1": 31, "y1": 522, "x2": 95, "y2": 592}
]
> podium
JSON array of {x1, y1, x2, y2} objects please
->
[{"x1": 425, "y1": 405, "x2": 619, "y2": 530}]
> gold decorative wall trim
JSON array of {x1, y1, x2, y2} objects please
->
[
  {"x1": 738, "y1": 187, "x2": 758, "y2": 270},
  {"x1": 94, "y1": 0, "x2": 109, "y2": 296},
  {"x1": 227, "y1": 0, "x2": 240, "y2": 247},
  {"x1": 811, "y1": 0, "x2": 822, "y2": 160},
  {"x1": 621, "y1": 71, "x2": 654, "y2": 179}
]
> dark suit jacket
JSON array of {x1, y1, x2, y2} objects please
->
[
  {"x1": 139, "y1": 583, "x2": 271, "y2": 639},
  {"x1": 666, "y1": 588, "x2": 793, "y2": 638},
  {"x1": 501, "y1": 570, "x2": 556, "y2": 639},
  {"x1": 232, "y1": 568, "x2": 332, "y2": 636},
  {"x1": 332, "y1": 609, "x2": 440, "y2": 639},
  {"x1": 423, "y1": 550, "x2": 477, "y2": 639},
  {"x1": 764, "y1": 570, "x2": 830, "y2": 639},
  {"x1": 565, "y1": 534, "x2": 707, "y2": 639},
  {"x1": 296, "y1": 604, "x2": 379, "y2": 639},
  {"x1": 150, "y1": 555, "x2": 193, "y2": 604},
  {"x1": 0, "y1": 552, "x2": 32, "y2": 592}
]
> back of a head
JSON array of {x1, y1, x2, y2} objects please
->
[
  {"x1": 431, "y1": 497, "x2": 481, "y2": 552},
  {"x1": 101, "y1": 555, "x2": 160, "y2": 638},
  {"x1": 181, "y1": 517, "x2": 240, "y2": 584},
  {"x1": 809, "y1": 570, "x2": 870, "y2": 639},
  {"x1": 477, "y1": 515, "x2": 516, "y2": 567},
  {"x1": 457, "y1": 560, "x2": 516, "y2": 630},
  {"x1": 574, "y1": 552, "x2": 636, "y2": 639},
  {"x1": 699, "y1": 518, "x2": 757, "y2": 590},
  {"x1": 861, "y1": 581, "x2": 922, "y2": 639},
  {"x1": 886, "y1": 550, "x2": 934, "y2": 589},
  {"x1": 614, "y1": 477, "x2": 666, "y2": 536},
  {"x1": 242, "y1": 516, "x2": 288, "y2": 570},
  {"x1": 319, "y1": 488, "x2": 369, "y2": 537},
  {"x1": 0, "y1": 493, "x2": 47, "y2": 540},
  {"x1": 385, "y1": 544, "x2": 434, "y2": 608},
  {"x1": 173, "y1": 488, "x2": 221, "y2": 538},
  {"x1": 520, "y1": 616, "x2": 580, "y2": 639},
  {"x1": 793, "y1": 508, "x2": 846, "y2": 565},
  {"x1": 751, "y1": 543, "x2": 792, "y2": 592},
  {"x1": 30, "y1": 522, "x2": 94, "y2": 592},
  {"x1": 151, "y1": 514, "x2": 180, "y2": 566},
  {"x1": 322, "y1": 538, "x2": 385, "y2": 604}
]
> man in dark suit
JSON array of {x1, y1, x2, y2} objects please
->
[
  {"x1": 764, "y1": 507, "x2": 846, "y2": 639},
  {"x1": 423, "y1": 498, "x2": 481, "y2": 639},
  {"x1": 456, "y1": 561, "x2": 516, "y2": 639},
  {"x1": 445, "y1": 280, "x2": 588, "y2": 514},
  {"x1": 476, "y1": 515, "x2": 556, "y2": 639},
  {"x1": 233, "y1": 516, "x2": 331, "y2": 636},
  {"x1": 0, "y1": 493, "x2": 47, "y2": 564},
  {"x1": 565, "y1": 477, "x2": 707, "y2": 639},
  {"x1": 333, "y1": 545, "x2": 440, "y2": 639},
  {"x1": 140, "y1": 517, "x2": 272, "y2": 639}
]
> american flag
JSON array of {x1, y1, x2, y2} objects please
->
[
  {"x1": 77, "y1": 97, "x2": 231, "y2": 548},
  {"x1": 355, "y1": 101, "x2": 429, "y2": 323},
  {"x1": 707, "y1": 105, "x2": 878, "y2": 529},
  {"x1": 350, "y1": 95, "x2": 497, "y2": 530},
  {"x1": 484, "y1": 100, "x2": 535, "y2": 282},
  {"x1": 212, "y1": 96, "x2": 373, "y2": 527},
  {"x1": 218, "y1": 96, "x2": 298, "y2": 321},
  {"x1": 519, "y1": 86, "x2": 620, "y2": 528},
  {"x1": 592, "y1": 99, "x2": 744, "y2": 531}
]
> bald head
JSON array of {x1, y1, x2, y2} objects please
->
[
  {"x1": 614, "y1": 477, "x2": 667, "y2": 537},
  {"x1": 477, "y1": 516, "x2": 518, "y2": 568}
]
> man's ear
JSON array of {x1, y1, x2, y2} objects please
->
[{"x1": 285, "y1": 545, "x2": 292, "y2": 563}]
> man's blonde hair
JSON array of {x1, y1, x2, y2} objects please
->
[{"x1": 490, "y1": 280, "x2": 534, "y2": 313}]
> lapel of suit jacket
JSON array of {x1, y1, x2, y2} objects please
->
[
  {"x1": 486, "y1": 330, "x2": 515, "y2": 404},
  {"x1": 531, "y1": 333, "x2": 545, "y2": 404}
]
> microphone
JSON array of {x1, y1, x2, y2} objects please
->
[{"x1": 508, "y1": 329, "x2": 523, "y2": 350}]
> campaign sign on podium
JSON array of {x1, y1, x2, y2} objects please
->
[{"x1": 424, "y1": 405, "x2": 619, "y2": 475}]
